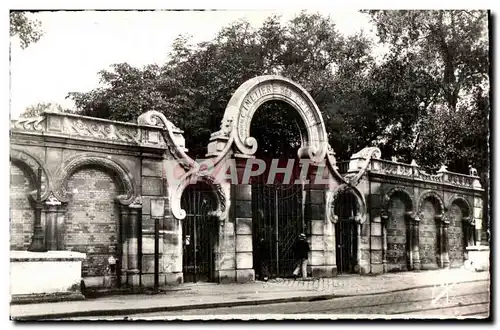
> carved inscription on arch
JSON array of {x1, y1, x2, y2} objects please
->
[
  {"x1": 222, "y1": 76, "x2": 328, "y2": 163},
  {"x1": 237, "y1": 82, "x2": 319, "y2": 143}
]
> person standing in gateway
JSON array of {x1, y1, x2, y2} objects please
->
[{"x1": 292, "y1": 233, "x2": 310, "y2": 279}]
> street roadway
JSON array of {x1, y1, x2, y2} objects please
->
[{"x1": 59, "y1": 280, "x2": 489, "y2": 320}]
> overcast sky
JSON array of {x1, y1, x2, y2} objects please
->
[{"x1": 9, "y1": 9, "x2": 377, "y2": 119}]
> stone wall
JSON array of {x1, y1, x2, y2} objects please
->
[
  {"x1": 366, "y1": 182, "x2": 383, "y2": 275},
  {"x1": 418, "y1": 200, "x2": 439, "y2": 269},
  {"x1": 10, "y1": 164, "x2": 35, "y2": 250},
  {"x1": 9, "y1": 109, "x2": 486, "y2": 291},
  {"x1": 387, "y1": 197, "x2": 408, "y2": 271},
  {"x1": 65, "y1": 167, "x2": 121, "y2": 286},
  {"x1": 448, "y1": 203, "x2": 465, "y2": 267}
]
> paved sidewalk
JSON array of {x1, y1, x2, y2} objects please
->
[
  {"x1": 10, "y1": 268, "x2": 489, "y2": 320},
  {"x1": 267, "y1": 267, "x2": 490, "y2": 296}
]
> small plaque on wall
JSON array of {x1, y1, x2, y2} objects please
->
[{"x1": 151, "y1": 198, "x2": 165, "y2": 218}]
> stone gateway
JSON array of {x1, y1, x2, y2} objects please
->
[{"x1": 9, "y1": 76, "x2": 486, "y2": 299}]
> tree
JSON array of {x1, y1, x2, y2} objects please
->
[
  {"x1": 68, "y1": 10, "x2": 489, "y2": 177},
  {"x1": 21, "y1": 102, "x2": 67, "y2": 118},
  {"x1": 365, "y1": 10, "x2": 489, "y2": 174},
  {"x1": 10, "y1": 11, "x2": 43, "y2": 49},
  {"x1": 68, "y1": 12, "x2": 377, "y2": 160}
]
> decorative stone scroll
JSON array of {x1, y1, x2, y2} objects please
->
[
  {"x1": 45, "y1": 192, "x2": 62, "y2": 206},
  {"x1": 137, "y1": 110, "x2": 195, "y2": 172},
  {"x1": 207, "y1": 75, "x2": 330, "y2": 164},
  {"x1": 326, "y1": 184, "x2": 367, "y2": 224},
  {"x1": 53, "y1": 153, "x2": 136, "y2": 205},
  {"x1": 171, "y1": 174, "x2": 229, "y2": 225},
  {"x1": 345, "y1": 147, "x2": 381, "y2": 186}
]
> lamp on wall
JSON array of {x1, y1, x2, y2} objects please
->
[{"x1": 151, "y1": 198, "x2": 165, "y2": 293}]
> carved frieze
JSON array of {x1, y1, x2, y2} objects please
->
[
  {"x1": 61, "y1": 117, "x2": 141, "y2": 144},
  {"x1": 10, "y1": 116, "x2": 46, "y2": 131}
]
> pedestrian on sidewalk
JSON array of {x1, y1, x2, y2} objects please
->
[
  {"x1": 256, "y1": 237, "x2": 270, "y2": 281},
  {"x1": 292, "y1": 233, "x2": 310, "y2": 279}
]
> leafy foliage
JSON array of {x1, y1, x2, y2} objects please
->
[
  {"x1": 21, "y1": 102, "x2": 68, "y2": 118},
  {"x1": 10, "y1": 12, "x2": 43, "y2": 49},
  {"x1": 68, "y1": 10, "x2": 489, "y2": 179},
  {"x1": 366, "y1": 10, "x2": 489, "y2": 174}
]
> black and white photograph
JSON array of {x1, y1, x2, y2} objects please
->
[{"x1": 7, "y1": 4, "x2": 492, "y2": 321}]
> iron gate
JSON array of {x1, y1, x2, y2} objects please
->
[
  {"x1": 252, "y1": 183, "x2": 304, "y2": 278},
  {"x1": 336, "y1": 220, "x2": 358, "y2": 273},
  {"x1": 181, "y1": 184, "x2": 218, "y2": 283},
  {"x1": 334, "y1": 190, "x2": 359, "y2": 274}
]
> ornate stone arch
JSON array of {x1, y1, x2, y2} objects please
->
[
  {"x1": 382, "y1": 186, "x2": 416, "y2": 214},
  {"x1": 417, "y1": 190, "x2": 445, "y2": 219},
  {"x1": 206, "y1": 75, "x2": 341, "y2": 169},
  {"x1": 171, "y1": 173, "x2": 229, "y2": 226},
  {"x1": 447, "y1": 194, "x2": 472, "y2": 224},
  {"x1": 54, "y1": 153, "x2": 137, "y2": 205},
  {"x1": 326, "y1": 184, "x2": 367, "y2": 224},
  {"x1": 10, "y1": 148, "x2": 52, "y2": 200}
]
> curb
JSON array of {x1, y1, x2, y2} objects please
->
[
  {"x1": 12, "y1": 293, "x2": 337, "y2": 321},
  {"x1": 11, "y1": 278, "x2": 489, "y2": 320}
]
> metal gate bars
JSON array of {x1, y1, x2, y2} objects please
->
[
  {"x1": 334, "y1": 190, "x2": 359, "y2": 274},
  {"x1": 181, "y1": 184, "x2": 218, "y2": 283},
  {"x1": 336, "y1": 220, "x2": 358, "y2": 274},
  {"x1": 252, "y1": 183, "x2": 304, "y2": 279}
]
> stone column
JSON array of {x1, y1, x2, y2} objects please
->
[
  {"x1": 381, "y1": 212, "x2": 389, "y2": 273},
  {"x1": 119, "y1": 205, "x2": 129, "y2": 285},
  {"x1": 215, "y1": 213, "x2": 236, "y2": 283},
  {"x1": 435, "y1": 214, "x2": 450, "y2": 268},
  {"x1": 55, "y1": 203, "x2": 67, "y2": 250},
  {"x1": 127, "y1": 202, "x2": 142, "y2": 286},
  {"x1": 442, "y1": 220, "x2": 450, "y2": 268},
  {"x1": 356, "y1": 221, "x2": 362, "y2": 273},
  {"x1": 44, "y1": 203, "x2": 58, "y2": 251},
  {"x1": 160, "y1": 196, "x2": 183, "y2": 285},
  {"x1": 464, "y1": 219, "x2": 475, "y2": 247},
  {"x1": 410, "y1": 214, "x2": 421, "y2": 270},
  {"x1": 234, "y1": 158, "x2": 254, "y2": 283},
  {"x1": 473, "y1": 196, "x2": 483, "y2": 245},
  {"x1": 325, "y1": 217, "x2": 337, "y2": 276},
  {"x1": 44, "y1": 195, "x2": 62, "y2": 251},
  {"x1": 306, "y1": 163, "x2": 330, "y2": 277}
]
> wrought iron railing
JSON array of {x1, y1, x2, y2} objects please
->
[{"x1": 336, "y1": 161, "x2": 350, "y2": 174}]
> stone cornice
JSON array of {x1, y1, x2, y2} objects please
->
[{"x1": 10, "y1": 111, "x2": 169, "y2": 151}]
